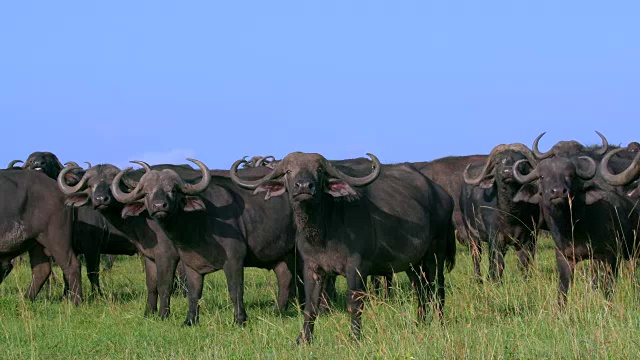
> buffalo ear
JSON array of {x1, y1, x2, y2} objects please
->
[
  {"x1": 325, "y1": 179, "x2": 358, "y2": 198},
  {"x1": 253, "y1": 180, "x2": 287, "y2": 200},
  {"x1": 121, "y1": 202, "x2": 146, "y2": 218},
  {"x1": 585, "y1": 189, "x2": 606, "y2": 205},
  {"x1": 478, "y1": 176, "x2": 495, "y2": 189},
  {"x1": 64, "y1": 170, "x2": 83, "y2": 186},
  {"x1": 65, "y1": 193, "x2": 90, "y2": 207},
  {"x1": 513, "y1": 183, "x2": 540, "y2": 204},
  {"x1": 184, "y1": 196, "x2": 206, "y2": 212}
]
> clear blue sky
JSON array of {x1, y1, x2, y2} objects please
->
[{"x1": 1, "y1": 1, "x2": 638, "y2": 169}]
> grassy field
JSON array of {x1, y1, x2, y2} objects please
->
[{"x1": 1, "y1": 236, "x2": 640, "y2": 359}]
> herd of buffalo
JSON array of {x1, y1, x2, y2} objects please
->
[{"x1": 1, "y1": 131, "x2": 640, "y2": 344}]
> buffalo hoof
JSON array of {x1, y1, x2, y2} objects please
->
[
  {"x1": 143, "y1": 309, "x2": 157, "y2": 318},
  {"x1": 296, "y1": 334, "x2": 311, "y2": 345},
  {"x1": 182, "y1": 318, "x2": 199, "y2": 327},
  {"x1": 158, "y1": 311, "x2": 171, "y2": 320}
]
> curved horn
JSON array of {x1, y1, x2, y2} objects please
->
[
  {"x1": 130, "y1": 160, "x2": 152, "y2": 173},
  {"x1": 110, "y1": 165, "x2": 146, "y2": 203},
  {"x1": 512, "y1": 159, "x2": 540, "y2": 184},
  {"x1": 84, "y1": 161, "x2": 92, "y2": 169},
  {"x1": 7, "y1": 160, "x2": 23, "y2": 168},
  {"x1": 594, "y1": 131, "x2": 609, "y2": 156},
  {"x1": 325, "y1": 153, "x2": 382, "y2": 187},
  {"x1": 576, "y1": 156, "x2": 597, "y2": 180},
  {"x1": 257, "y1": 156, "x2": 276, "y2": 167},
  {"x1": 532, "y1": 132, "x2": 554, "y2": 159},
  {"x1": 599, "y1": 148, "x2": 640, "y2": 185},
  {"x1": 230, "y1": 156, "x2": 283, "y2": 189},
  {"x1": 176, "y1": 158, "x2": 211, "y2": 195},
  {"x1": 57, "y1": 165, "x2": 90, "y2": 195},
  {"x1": 65, "y1": 161, "x2": 80, "y2": 168}
]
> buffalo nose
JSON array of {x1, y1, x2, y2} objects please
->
[
  {"x1": 549, "y1": 187, "x2": 568, "y2": 198},
  {"x1": 152, "y1": 201, "x2": 169, "y2": 211},
  {"x1": 294, "y1": 181, "x2": 315, "y2": 192},
  {"x1": 95, "y1": 195, "x2": 111, "y2": 204}
]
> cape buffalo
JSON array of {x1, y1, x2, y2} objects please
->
[
  {"x1": 460, "y1": 144, "x2": 540, "y2": 281},
  {"x1": 230, "y1": 152, "x2": 456, "y2": 344},
  {"x1": 109, "y1": 159, "x2": 298, "y2": 326},
  {"x1": 58, "y1": 163, "x2": 193, "y2": 318},
  {"x1": 8, "y1": 153, "x2": 136, "y2": 297},
  {"x1": 511, "y1": 133, "x2": 639, "y2": 306},
  {"x1": 0, "y1": 170, "x2": 82, "y2": 305}
]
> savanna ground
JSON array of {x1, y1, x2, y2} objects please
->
[{"x1": 2, "y1": 236, "x2": 640, "y2": 359}]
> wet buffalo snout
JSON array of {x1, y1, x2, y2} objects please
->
[
  {"x1": 549, "y1": 187, "x2": 568, "y2": 199},
  {"x1": 94, "y1": 194, "x2": 111, "y2": 205},
  {"x1": 151, "y1": 200, "x2": 169, "y2": 212},
  {"x1": 294, "y1": 180, "x2": 316, "y2": 194}
]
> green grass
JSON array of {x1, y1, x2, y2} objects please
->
[{"x1": 2, "y1": 236, "x2": 640, "y2": 359}]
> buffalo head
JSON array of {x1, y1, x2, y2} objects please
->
[
  {"x1": 599, "y1": 147, "x2": 640, "y2": 198},
  {"x1": 243, "y1": 155, "x2": 278, "y2": 169},
  {"x1": 8, "y1": 151, "x2": 65, "y2": 179},
  {"x1": 532, "y1": 131, "x2": 608, "y2": 159},
  {"x1": 511, "y1": 155, "x2": 601, "y2": 205},
  {"x1": 230, "y1": 152, "x2": 381, "y2": 203},
  {"x1": 110, "y1": 159, "x2": 210, "y2": 219},
  {"x1": 463, "y1": 143, "x2": 536, "y2": 189},
  {"x1": 58, "y1": 163, "x2": 126, "y2": 210}
]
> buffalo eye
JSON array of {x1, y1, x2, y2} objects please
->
[{"x1": 286, "y1": 169, "x2": 292, "y2": 174}]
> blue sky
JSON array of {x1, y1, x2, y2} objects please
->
[{"x1": 1, "y1": 1, "x2": 638, "y2": 170}]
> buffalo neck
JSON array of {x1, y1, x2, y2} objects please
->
[{"x1": 291, "y1": 195, "x2": 333, "y2": 247}]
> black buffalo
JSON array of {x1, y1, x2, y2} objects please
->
[
  {"x1": 8, "y1": 153, "x2": 136, "y2": 297},
  {"x1": 414, "y1": 155, "x2": 489, "y2": 245},
  {"x1": 460, "y1": 143, "x2": 540, "y2": 281},
  {"x1": 230, "y1": 152, "x2": 456, "y2": 344},
  {"x1": 58, "y1": 163, "x2": 198, "y2": 318},
  {"x1": 511, "y1": 133, "x2": 639, "y2": 306},
  {"x1": 0, "y1": 170, "x2": 83, "y2": 305},
  {"x1": 109, "y1": 159, "x2": 298, "y2": 326}
]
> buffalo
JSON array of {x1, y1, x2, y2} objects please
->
[
  {"x1": 0, "y1": 169, "x2": 82, "y2": 305},
  {"x1": 511, "y1": 132, "x2": 639, "y2": 305},
  {"x1": 8, "y1": 153, "x2": 136, "y2": 297},
  {"x1": 230, "y1": 152, "x2": 456, "y2": 344},
  {"x1": 460, "y1": 143, "x2": 541, "y2": 281},
  {"x1": 108, "y1": 159, "x2": 299, "y2": 326},
  {"x1": 58, "y1": 163, "x2": 195, "y2": 318}
]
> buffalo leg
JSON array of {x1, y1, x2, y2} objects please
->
[
  {"x1": 223, "y1": 259, "x2": 247, "y2": 326},
  {"x1": 46, "y1": 249, "x2": 82, "y2": 306},
  {"x1": 296, "y1": 266, "x2": 324, "y2": 345},
  {"x1": 156, "y1": 256, "x2": 178, "y2": 320},
  {"x1": 407, "y1": 266, "x2": 428, "y2": 323},
  {"x1": 371, "y1": 274, "x2": 393, "y2": 299},
  {"x1": 320, "y1": 274, "x2": 337, "y2": 313},
  {"x1": 0, "y1": 258, "x2": 14, "y2": 285},
  {"x1": 489, "y1": 234, "x2": 506, "y2": 282},
  {"x1": 591, "y1": 257, "x2": 617, "y2": 300},
  {"x1": 345, "y1": 265, "x2": 367, "y2": 340},
  {"x1": 272, "y1": 260, "x2": 293, "y2": 312},
  {"x1": 469, "y1": 236, "x2": 483, "y2": 281},
  {"x1": 556, "y1": 249, "x2": 575, "y2": 308},
  {"x1": 84, "y1": 250, "x2": 103, "y2": 297},
  {"x1": 143, "y1": 257, "x2": 159, "y2": 317},
  {"x1": 102, "y1": 255, "x2": 115, "y2": 271},
  {"x1": 516, "y1": 232, "x2": 536, "y2": 279},
  {"x1": 25, "y1": 244, "x2": 53, "y2": 301},
  {"x1": 173, "y1": 260, "x2": 188, "y2": 298},
  {"x1": 183, "y1": 265, "x2": 204, "y2": 326}
]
